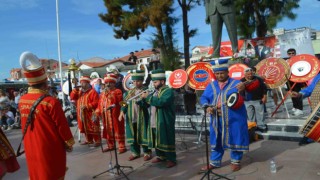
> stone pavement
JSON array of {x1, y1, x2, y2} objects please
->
[{"x1": 3, "y1": 126, "x2": 320, "y2": 180}]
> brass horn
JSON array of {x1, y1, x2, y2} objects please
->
[{"x1": 119, "y1": 88, "x2": 154, "y2": 107}]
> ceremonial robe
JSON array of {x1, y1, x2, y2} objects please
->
[
  {"x1": 300, "y1": 74, "x2": 320, "y2": 110},
  {"x1": 19, "y1": 88, "x2": 74, "y2": 180},
  {"x1": 96, "y1": 88, "x2": 125, "y2": 150},
  {"x1": 200, "y1": 78, "x2": 249, "y2": 151},
  {"x1": 70, "y1": 88, "x2": 100, "y2": 143},
  {"x1": 121, "y1": 88, "x2": 150, "y2": 151},
  {"x1": 145, "y1": 86, "x2": 176, "y2": 152},
  {"x1": 0, "y1": 128, "x2": 20, "y2": 175}
]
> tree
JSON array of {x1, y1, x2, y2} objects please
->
[
  {"x1": 177, "y1": 0, "x2": 201, "y2": 69},
  {"x1": 99, "y1": 0, "x2": 176, "y2": 69},
  {"x1": 235, "y1": 0, "x2": 300, "y2": 38}
]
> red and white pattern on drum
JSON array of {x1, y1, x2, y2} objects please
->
[
  {"x1": 256, "y1": 58, "x2": 291, "y2": 89},
  {"x1": 287, "y1": 54, "x2": 320, "y2": 83}
]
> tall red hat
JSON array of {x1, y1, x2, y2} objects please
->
[
  {"x1": 19, "y1": 51, "x2": 47, "y2": 85},
  {"x1": 80, "y1": 76, "x2": 91, "y2": 83},
  {"x1": 104, "y1": 73, "x2": 117, "y2": 83}
]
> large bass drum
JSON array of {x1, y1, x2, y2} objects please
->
[
  {"x1": 287, "y1": 54, "x2": 320, "y2": 83},
  {"x1": 256, "y1": 58, "x2": 291, "y2": 89},
  {"x1": 300, "y1": 102, "x2": 320, "y2": 142}
]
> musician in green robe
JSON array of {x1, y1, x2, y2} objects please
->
[
  {"x1": 140, "y1": 69, "x2": 177, "y2": 168},
  {"x1": 119, "y1": 70, "x2": 152, "y2": 161}
]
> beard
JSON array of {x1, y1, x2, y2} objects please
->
[{"x1": 155, "y1": 82, "x2": 164, "y2": 90}]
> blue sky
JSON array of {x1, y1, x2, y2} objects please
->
[{"x1": 0, "y1": 0, "x2": 319, "y2": 79}]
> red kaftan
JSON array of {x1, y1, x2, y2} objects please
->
[
  {"x1": 70, "y1": 88, "x2": 100, "y2": 143},
  {"x1": 19, "y1": 88, "x2": 74, "y2": 180},
  {"x1": 96, "y1": 88, "x2": 125, "y2": 150},
  {"x1": 0, "y1": 128, "x2": 20, "y2": 176}
]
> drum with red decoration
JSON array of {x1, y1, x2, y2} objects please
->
[
  {"x1": 122, "y1": 73, "x2": 134, "y2": 91},
  {"x1": 287, "y1": 54, "x2": 320, "y2": 83},
  {"x1": 245, "y1": 78, "x2": 260, "y2": 92},
  {"x1": 227, "y1": 93, "x2": 244, "y2": 109},
  {"x1": 228, "y1": 63, "x2": 248, "y2": 80},
  {"x1": 255, "y1": 58, "x2": 291, "y2": 89},
  {"x1": 186, "y1": 62, "x2": 215, "y2": 90}
]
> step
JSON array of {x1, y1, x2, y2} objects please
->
[
  {"x1": 256, "y1": 131, "x2": 303, "y2": 142},
  {"x1": 266, "y1": 119, "x2": 306, "y2": 133}
]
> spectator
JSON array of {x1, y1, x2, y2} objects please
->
[
  {"x1": 124, "y1": 52, "x2": 137, "y2": 65},
  {"x1": 149, "y1": 49, "x2": 160, "y2": 70},
  {"x1": 0, "y1": 106, "x2": 15, "y2": 130},
  {"x1": 286, "y1": 48, "x2": 304, "y2": 116},
  {"x1": 13, "y1": 91, "x2": 20, "y2": 109}
]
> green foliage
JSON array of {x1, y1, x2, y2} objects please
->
[
  {"x1": 100, "y1": 0, "x2": 181, "y2": 70},
  {"x1": 235, "y1": 0, "x2": 300, "y2": 38}
]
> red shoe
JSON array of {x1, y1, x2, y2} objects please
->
[
  {"x1": 143, "y1": 154, "x2": 152, "y2": 161},
  {"x1": 102, "y1": 147, "x2": 114, "y2": 152},
  {"x1": 118, "y1": 149, "x2": 127, "y2": 154},
  {"x1": 128, "y1": 154, "x2": 140, "y2": 161},
  {"x1": 151, "y1": 157, "x2": 164, "y2": 163},
  {"x1": 166, "y1": 161, "x2": 176, "y2": 168},
  {"x1": 200, "y1": 164, "x2": 217, "y2": 171},
  {"x1": 230, "y1": 163, "x2": 241, "y2": 172}
]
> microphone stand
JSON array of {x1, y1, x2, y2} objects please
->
[
  {"x1": 93, "y1": 105, "x2": 133, "y2": 179},
  {"x1": 200, "y1": 106, "x2": 231, "y2": 180}
]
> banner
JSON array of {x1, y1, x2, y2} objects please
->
[{"x1": 278, "y1": 28, "x2": 314, "y2": 57}]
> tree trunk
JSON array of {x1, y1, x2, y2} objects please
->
[{"x1": 155, "y1": 24, "x2": 168, "y2": 66}]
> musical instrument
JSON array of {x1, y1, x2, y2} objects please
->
[
  {"x1": 137, "y1": 63, "x2": 149, "y2": 84},
  {"x1": 228, "y1": 63, "x2": 248, "y2": 80},
  {"x1": 256, "y1": 58, "x2": 291, "y2": 89},
  {"x1": 122, "y1": 73, "x2": 134, "y2": 91},
  {"x1": 186, "y1": 62, "x2": 215, "y2": 90},
  {"x1": 119, "y1": 88, "x2": 155, "y2": 107},
  {"x1": 299, "y1": 102, "x2": 320, "y2": 142},
  {"x1": 287, "y1": 54, "x2": 319, "y2": 83},
  {"x1": 227, "y1": 93, "x2": 244, "y2": 109},
  {"x1": 245, "y1": 78, "x2": 260, "y2": 92},
  {"x1": 62, "y1": 80, "x2": 80, "y2": 95}
]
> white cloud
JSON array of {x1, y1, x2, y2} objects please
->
[
  {"x1": 0, "y1": 0, "x2": 39, "y2": 11},
  {"x1": 70, "y1": 0, "x2": 105, "y2": 15}
]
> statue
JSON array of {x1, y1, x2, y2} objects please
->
[{"x1": 205, "y1": 0, "x2": 238, "y2": 58}]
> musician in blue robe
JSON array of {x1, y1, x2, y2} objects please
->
[
  {"x1": 292, "y1": 73, "x2": 320, "y2": 145},
  {"x1": 200, "y1": 59, "x2": 249, "y2": 172}
]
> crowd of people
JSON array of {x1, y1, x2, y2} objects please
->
[{"x1": 1, "y1": 46, "x2": 319, "y2": 178}]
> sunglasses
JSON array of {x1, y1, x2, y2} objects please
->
[
  {"x1": 245, "y1": 69, "x2": 253, "y2": 73},
  {"x1": 287, "y1": 52, "x2": 296, "y2": 55}
]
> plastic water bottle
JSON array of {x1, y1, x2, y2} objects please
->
[{"x1": 270, "y1": 159, "x2": 277, "y2": 173}]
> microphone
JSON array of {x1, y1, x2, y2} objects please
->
[{"x1": 106, "y1": 104, "x2": 116, "y2": 110}]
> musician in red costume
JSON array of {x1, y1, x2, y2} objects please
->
[
  {"x1": 70, "y1": 76, "x2": 101, "y2": 146},
  {"x1": 96, "y1": 73, "x2": 127, "y2": 153},
  {"x1": 0, "y1": 127, "x2": 20, "y2": 179},
  {"x1": 18, "y1": 51, "x2": 74, "y2": 179}
]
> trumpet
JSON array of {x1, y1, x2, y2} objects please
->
[{"x1": 119, "y1": 88, "x2": 155, "y2": 107}]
